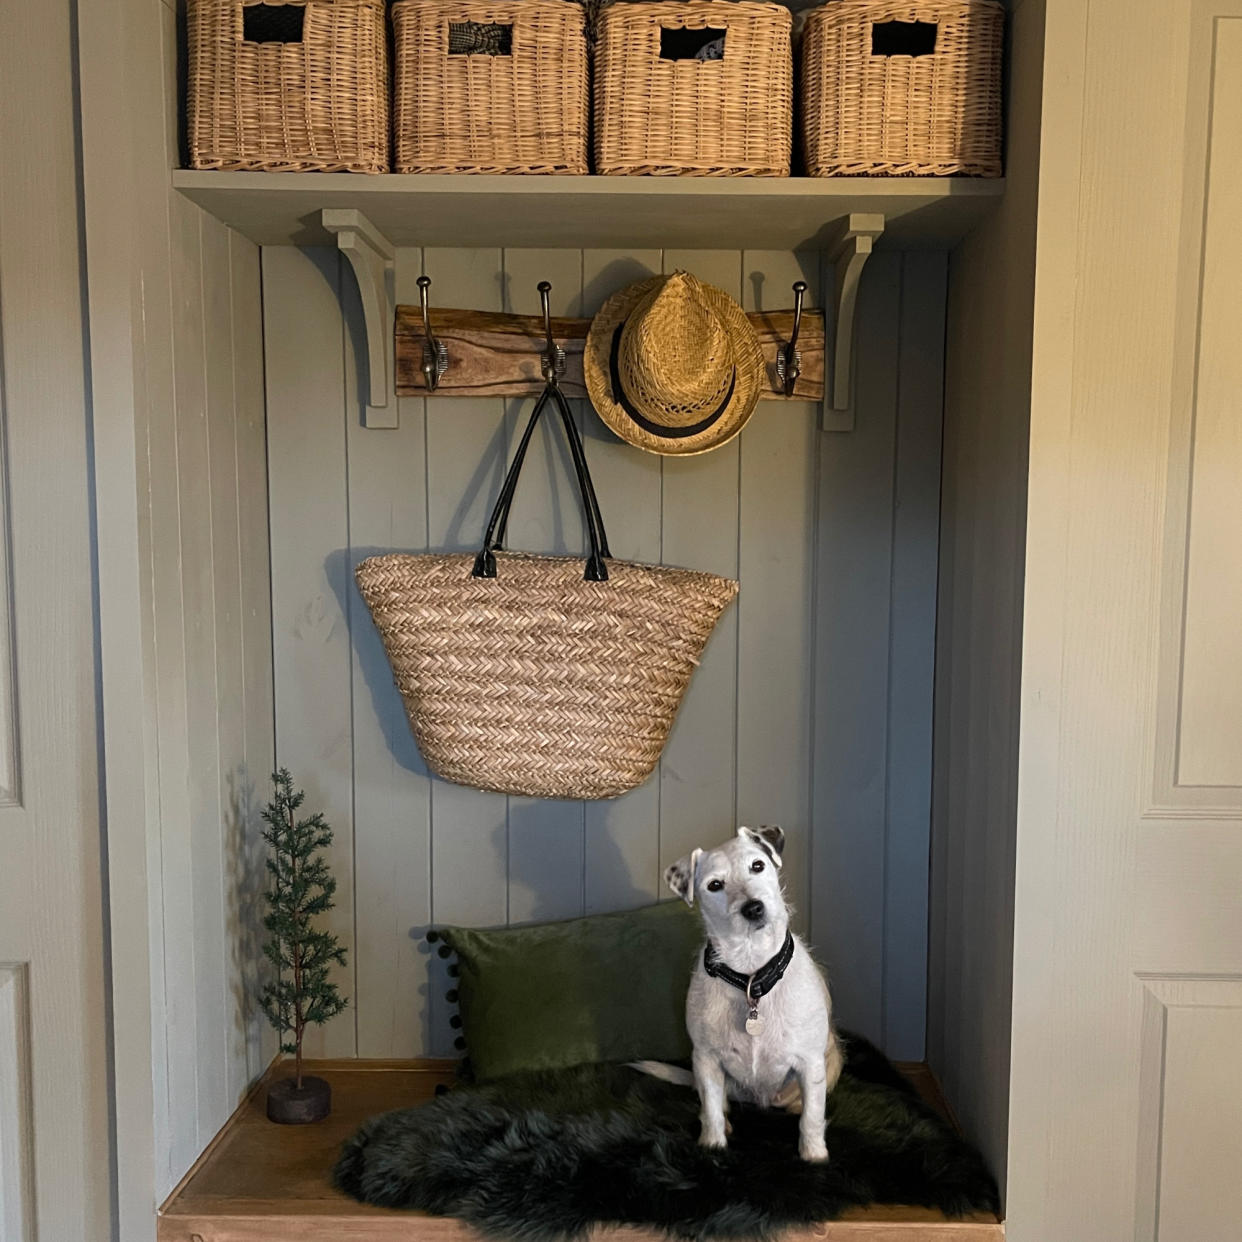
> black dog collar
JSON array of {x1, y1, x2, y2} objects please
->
[{"x1": 703, "y1": 929, "x2": 795, "y2": 1014}]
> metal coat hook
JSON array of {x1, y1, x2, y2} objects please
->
[
  {"x1": 417, "y1": 275, "x2": 448, "y2": 391},
  {"x1": 777, "y1": 280, "x2": 807, "y2": 397},
  {"x1": 538, "y1": 281, "x2": 566, "y2": 385}
]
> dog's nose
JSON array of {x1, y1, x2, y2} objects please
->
[{"x1": 740, "y1": 899, "x2": 766, "y2": 923}]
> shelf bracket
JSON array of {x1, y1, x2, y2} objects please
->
[
  {"x1": 322, "y1": 208, "x2": 397, "y2": 429},
  {"x1": 822, "y1": 212, "x2": 885, "y2": 431}
]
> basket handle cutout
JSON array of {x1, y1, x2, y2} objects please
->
[
  {"x1": 659, "y1": 26, "x2": 726, "y2": 61},
  {"x1": 242, "y1": 3, "x2": 306, "y2": 44},
  {"x1": 448, "y1": 22, "x2": 514, "y2": 55},
  {"x1": 870, "y1": 20, "x2": 938, "y2": 56}
]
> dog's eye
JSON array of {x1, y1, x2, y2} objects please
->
[
  {"x1": 750, "y1": 859, "x2": 765, "y2": 873},
  {"x1": 707, "y1": 879, "x2": 725, "y2": 892}
]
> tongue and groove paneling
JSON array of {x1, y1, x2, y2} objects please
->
[
  {"x1": 580, "y1": 249, "x2": 665, "y2": 914},
  {"x1": 656, "y1": 250, "x2": 745, "y2": 908},
  {"x1": 262, "y1": 247, "x2": 357, "y2": 1060},
  {"x1": 265, "y1": 244, "x2": 944, "y2": 1061},
  {"x1": 737, "y1": 249, "x2": 822, "y2": 934},
  {"x1": 343, "y1": 249, "x2": 434, "y2": 1058},
  {"x1": 500, "y1": 250, "x2": 591, "y2": 929}
]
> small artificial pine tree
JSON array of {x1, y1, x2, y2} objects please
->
[{"x1": 259, "y1": 769, "x2": 348, "y2": 1090}]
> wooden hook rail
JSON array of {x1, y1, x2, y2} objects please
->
[
  {"x1": 319, "y1": 209, "x2": 884, "y2": 428},
  {"x1": 394, "y1": 304, "x2": 826, "y2": 402}
]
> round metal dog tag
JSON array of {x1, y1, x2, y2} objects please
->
[{"x1": 745, "y1": 1012, "x2": 764, "y2": 1037}]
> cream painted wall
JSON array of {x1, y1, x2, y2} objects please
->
[
  {"x1": 264, "y1": 243, "x2": 949, "y2": 1067},
  {"x1": 927, "y1": 0, "x2": 1045, "y2": 1199},
  {"x1": 80, "y1": 0, "x2": 277, "y2": 1226}
]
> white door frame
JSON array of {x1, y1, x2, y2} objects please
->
[
  {"x1": 77, "y1": 0, "x2": 181, "y2": 1236},
  {"x1": 1009, "y1": 0, "x2": 1242, "y2": 1235},
  {"x1": 0, "y1": 2, "x2": 114, "y2": 1238}
]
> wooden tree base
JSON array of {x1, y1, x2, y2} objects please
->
[{"x1": 266, "y1": 1075, "x2": 331, "y2": 1125}]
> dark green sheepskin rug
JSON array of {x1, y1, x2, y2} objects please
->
[{"x1": 334, "y1": 1035, "x2": 998, "y2": 1241}]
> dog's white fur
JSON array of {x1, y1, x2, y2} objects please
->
[{"x1": 657, "y1": 826, "x2": 843, "y2": 1162}]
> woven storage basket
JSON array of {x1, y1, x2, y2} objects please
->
[
  {"x1": 393, "y1": 0, "x2": 589, "y2": 174},
  {"x1": 356, "y1": 384, "x2": 738, "y2": 800},
  {"x1": 187, "y1": 0, "x2": 389, "y2": 173},
  {"x1": 594, "y1": 1, "x2": 793, "y2": 176},
  {"x1": 801, "y1": 1, "x2": 1003, "y2": 176}
]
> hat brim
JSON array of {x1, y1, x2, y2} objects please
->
[{"x1": 583, "y1": 275, "x2": 766, "y2": 457}]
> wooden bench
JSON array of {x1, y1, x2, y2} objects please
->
[{"x1": 158, "y1": 1060, "x2": 1004, "y2": 1241}]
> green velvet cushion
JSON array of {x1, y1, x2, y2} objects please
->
[{"x1": 439, "y1": 901, "x2": 703, "y2": 1081}]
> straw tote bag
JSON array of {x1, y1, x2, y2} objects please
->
[{"x1": 355, "y1": 383, "x2": 739, "y2": 800}]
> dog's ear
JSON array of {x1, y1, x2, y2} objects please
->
[
  {"x1": 665, "y1": 848, "x2": 703, "y2": 906},
  {"x1": 738, "y1": 824, "x2": 785, "y2": 868}
]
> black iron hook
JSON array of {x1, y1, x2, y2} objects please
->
[
  {"x1": 778, "y1": 280, "x2": 807, "y2": 397},
  {"x1": 417, "y1": 275, "x2": 448, "y2": 391},
  {"x1": 538, "y1": 281, "x2": 566, "y2": 385}
]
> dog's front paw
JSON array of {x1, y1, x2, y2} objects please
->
[
  {"x1": 699, "y1": 1130, "x2": 728, "y2": 1150},
  {"x1": 799, "y1": 1140, "x2": 829, "y2": 1163}
]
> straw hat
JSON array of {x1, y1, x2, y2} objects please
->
[{"x1": 583, "y1": 271, "x2": 765, "y2": 456}]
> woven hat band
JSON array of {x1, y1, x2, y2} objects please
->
[{"x1": 616, "y1": 273, "x2": 737, "y2": 428}]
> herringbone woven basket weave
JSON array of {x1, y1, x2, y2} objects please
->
[
  {"x1": 594, "y1": 1, "x2": 793, "y2": 176},
  {"x1": 392, "y1": 0, "x2": 589, "y2": 174},
  {"x1": 801, "y1": 1, "x2": 1003, "y2": 177},
  {"x1": 357, "y1": 382, "x2": 736, "y2": 800},
  {"x1": 187, "y1": 0, "x2": 389, "y2": 173},
  {"x1": 355, "y1": 552, "x2": 738, "y2": 799}
]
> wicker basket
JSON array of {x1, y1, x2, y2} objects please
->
[
  {"x1": 356, "y1": 384, "x2": 738, "y2": 800},
  {"x1": 187, "y1": 0, "x2": 389, "y2": 173},
  {"x1": 393, "y1": 0, "x2": 589, "y2": 174},
  {"x1": 594, "y1": 2, "x2": 793, "y2": 177},
  {"x1": 801, "y1": 1, "x2": 1003, "y2": 177}
]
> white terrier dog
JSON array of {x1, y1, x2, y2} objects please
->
[{"x1": 655, "y1": 826, "x2": 843, "y2": 1162}]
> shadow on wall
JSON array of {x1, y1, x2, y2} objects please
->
[
  {"x1": 412, "y1": 927, "x2": 441, "y2": 1055},
  {"x1": 324, "y1": 545, "x2": 426, "y2": 777},
  {"x1": 505, "y1": 804, "x2": 657, "y2": 924},
  {"x1": 400, "y1": 766, "x2": 659, "y2": 1052},
  {"x1": 581, "y1": 254, "x2": 659, "y2": 324},
  {"x1": 323, "y1": 527, "x2": 659, "y2": 1053},
  {"x1": 324, "y1": 373, "x2": 596, "y2": 776},
  {"x1": 225, "y1": 765, "x2": 270, "y2": 1073},
  {"x1": 747, "y1": 258, "x2": 818, "y2": 314}
]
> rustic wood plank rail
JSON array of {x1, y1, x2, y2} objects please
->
[{"x1": 394, "y1": 305, "x2": 827, "y2": 401}]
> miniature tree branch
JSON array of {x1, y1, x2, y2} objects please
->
[{"x1": 259, "y1": 769, "x2": 348, "y2": 1093}]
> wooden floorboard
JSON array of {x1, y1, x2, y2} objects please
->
[{"x1": 158, "y1": 1059, "x2": 1003, "y2": 1241}]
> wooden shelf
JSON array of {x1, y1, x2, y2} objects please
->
[
  {"x1": 158, "y1": 1059, "x2": 1004, "y2": 1242},
  {"x1": 174, "y1": 172, "x2": 1003, "y2": 425},
  {"x1": 172, "y1": 171, "x2": 1004, "y2": 251}
]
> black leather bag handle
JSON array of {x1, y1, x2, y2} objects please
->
[
  {"x1": 493, "y1": 385, "x2": 610, "y2": 561},
  {"x1": 472, "y1": 383, "x2": 612, "y2": 582},
  {"x1": 552, "y1": 384, "x2": 612, "y2": 563}
]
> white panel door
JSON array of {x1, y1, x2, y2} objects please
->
[
  {"x1": 0, "y1": 2, "x2": 112, "y2": 1239},
  {"x1": 1009, "y1": 1, "x2": 1242, "y2": 1237}
]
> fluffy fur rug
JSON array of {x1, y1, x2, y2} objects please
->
[{"x1": 335, "y1": 1034, "x2": 999, "y2": 1241}]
